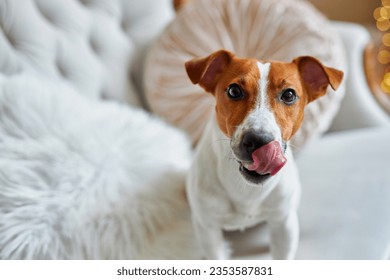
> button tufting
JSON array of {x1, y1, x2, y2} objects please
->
[
  {"x1": 89, "y1": 34, "x2": 100, "y2": 54},
  {"x1": 2, "y1": 30, "x2": 17, "y2": 48},
  {"x1": 0, "y1": 0, "x2": 172, "y2": 106},
  {"x1": 34, "y1": 1, "x2": 57, "y2": 27},
  {"x1": 120, "y1": 20, "x2": 129, "y2": 32},
  {"x1": 39, "y1": 11, "x2": 55, "y2": 26},
  {"x1": 101, "y1": 90, "x2": 109, "y2": 100},
  {"x1": 79, "y1": 0, "x2": 90, "y2": 6},
  {"x1": 56, "y1": 60, "x2": 67, "y2": 78}
]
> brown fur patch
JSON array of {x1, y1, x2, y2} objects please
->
[
  {"x1": 213, "y1": 58, "x2": 259, "y2": 137},
  {"x1": 267, "y1": 62, "x2": 308, "y2": 141}
]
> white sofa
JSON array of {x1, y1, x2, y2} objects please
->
[
  {"x1": 296, "y1": 23, "x2": 390, "y2": 260},
  {"x1": 0, "y1": 0, "x2": 388, "y2": 259}
]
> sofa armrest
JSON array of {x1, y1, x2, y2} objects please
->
[{"x1": 329, "y1": 22, "x2": 389, "y2": 131}]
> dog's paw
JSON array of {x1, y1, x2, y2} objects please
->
[
  {"x1": 217, "y1": 241, "x2": 232, "y2": 260},
  {"x1": 202, "y1": 241, "x2": 231, "y2": 260}
]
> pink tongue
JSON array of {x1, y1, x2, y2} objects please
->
[{"x1": 246, "y1": 141, "x2": 287, "y2": 176}]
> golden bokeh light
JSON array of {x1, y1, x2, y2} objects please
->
[
  {"x1": 378, "y1": 50, "x2": 390, "y2": 64},
  {"x1": 383, "y1": 0, "x2": 390, "y2": 8},
  {"x1": 381, "y1": 7, "x2": 389, "y2": 18},
  {"x1": 377, "y1": 2, "x2": 390, "y2": 96},
  {"x1": 374, "y1": 7, "x2": 381, "y2": 20},
  {"x1": 374, "y1": 7, "x2": 390, "y2": 20},
  {"x1": 383, "y1": 33, "x2": 390, "y2": 46},
  {"x1": 383, "y1": 72, "x2": 390, "y2": 82},
  {"x1": 374, "y1": 7, "x2": 382, "y2": 20},
  {"x1": 377, "y1": 18, "x2": 390, "y2": 31},
  {"x1": 380, "y1": 73, "x2": 390, "y2": 93}
]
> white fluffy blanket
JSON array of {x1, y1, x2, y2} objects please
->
[{"x1": 0, "y1": 75, "x2": 198, "y2": 259}]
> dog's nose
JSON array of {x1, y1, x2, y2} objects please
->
[{"x1": 241, "y1": 130, "x2": 274, "y2": 157}]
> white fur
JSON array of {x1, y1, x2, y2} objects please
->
[
  {"x1": 232, "y1": 62, "x2": 282, "y2": 150},
  {"x1": 187, "y1": 62, "x2": 301, "y2": 260},
  {"x1": 257, "y1": 62, "x2": 271, "y2": 109},
  {"x1": 0, "y1": 75, "x2": 199, "y2": 259},
  {"x1": 254, "y1": 62, "x2": 283, "y2": 144}
]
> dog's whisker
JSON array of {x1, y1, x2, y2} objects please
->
[
  {"x1": 215, "y1": 138, "x2": 230, "y2": 142},
  {"x1": 226, "y1": 150, "x2": 239, "y2": 163},
  {"x1": 286, "y1": 142, "x2": 300, "y2": 153}
]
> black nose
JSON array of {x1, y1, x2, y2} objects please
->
[{"x1": 241, "y1": 130, "x2": 274, "y2": 157}]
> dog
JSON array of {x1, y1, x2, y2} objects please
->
[{"x1": 184, "y1": 49, "x2": 343, "y2": 259}]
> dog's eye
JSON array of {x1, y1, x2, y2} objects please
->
[
  {"x1": 280, "y1": 88, "x2": 298, "y2": 105},
  {"x1": 226, "y1": 84, "x2": 244, "y2": 100}
]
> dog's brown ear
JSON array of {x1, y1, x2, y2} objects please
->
[
  {"x1": 294, "y1": 56, "x2": 344, "y2": 103},
  {"x1": 185, "y1": 49, "x2": 234, "y2": 94}
]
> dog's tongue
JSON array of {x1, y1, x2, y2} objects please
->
[{"x1": 246, "y1": 141, "x2": 287, "y2": 176}]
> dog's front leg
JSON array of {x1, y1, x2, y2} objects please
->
[
  {"x1": 267, "y1": 210, "x2": 299, "y2": 259},
  {"x1": 187, "y1": 173, "x2": 230, "y2": 259},
  {"x1": 192, "y1": 216, "x2": 230, "y2": 260},
  {"x1": 265, "y1": 154, "x2": 301, "y2": 259}
]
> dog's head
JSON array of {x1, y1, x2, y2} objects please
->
[{"x1": 185, "y1": 50, "x2": 343, "y2": 184}]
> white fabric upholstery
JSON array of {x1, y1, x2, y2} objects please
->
[
  {"x1": 297, "y1": 126, "x2": 390, "y2": 259},
  {"x1": 330, "y1": 22, "x2": 390, "y2": 131},
  {"x1": 0, "y1": 0, "x2": 174, "y2": 105}
]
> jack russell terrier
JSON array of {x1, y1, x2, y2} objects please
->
[{"x1": 185, "y1": 49, "x2": 343, "y2": 259}]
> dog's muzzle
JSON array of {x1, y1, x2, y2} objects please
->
[{"x1": 233, "y1": 130, "x2": 287, "y2": 184}]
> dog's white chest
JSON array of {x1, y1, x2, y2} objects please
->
[{"x1": 222, "y1": 207, "x2": 266, "y2": 231}]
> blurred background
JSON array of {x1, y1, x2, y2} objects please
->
[
  {"x1": 308, "y1": 0, "x2": 390, "y2": 114},
  {"x1": 309, "y1": 0, "x2": 379, "y2": 23}
]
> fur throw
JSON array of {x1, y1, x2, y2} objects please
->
[{"x1": 0, "y1": 75, "x2": 198, "y2": 259}]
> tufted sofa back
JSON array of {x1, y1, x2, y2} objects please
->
[{"x1": 0, "y1": 0, "x2": 174, "y2": 106}]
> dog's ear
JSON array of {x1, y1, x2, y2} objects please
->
[
  {"x1": 185, "y1": 49, "x2": 234, "y2": 94},
  {"x1": 294, "y1": 56, "x2": 344, "y2": 103}
]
